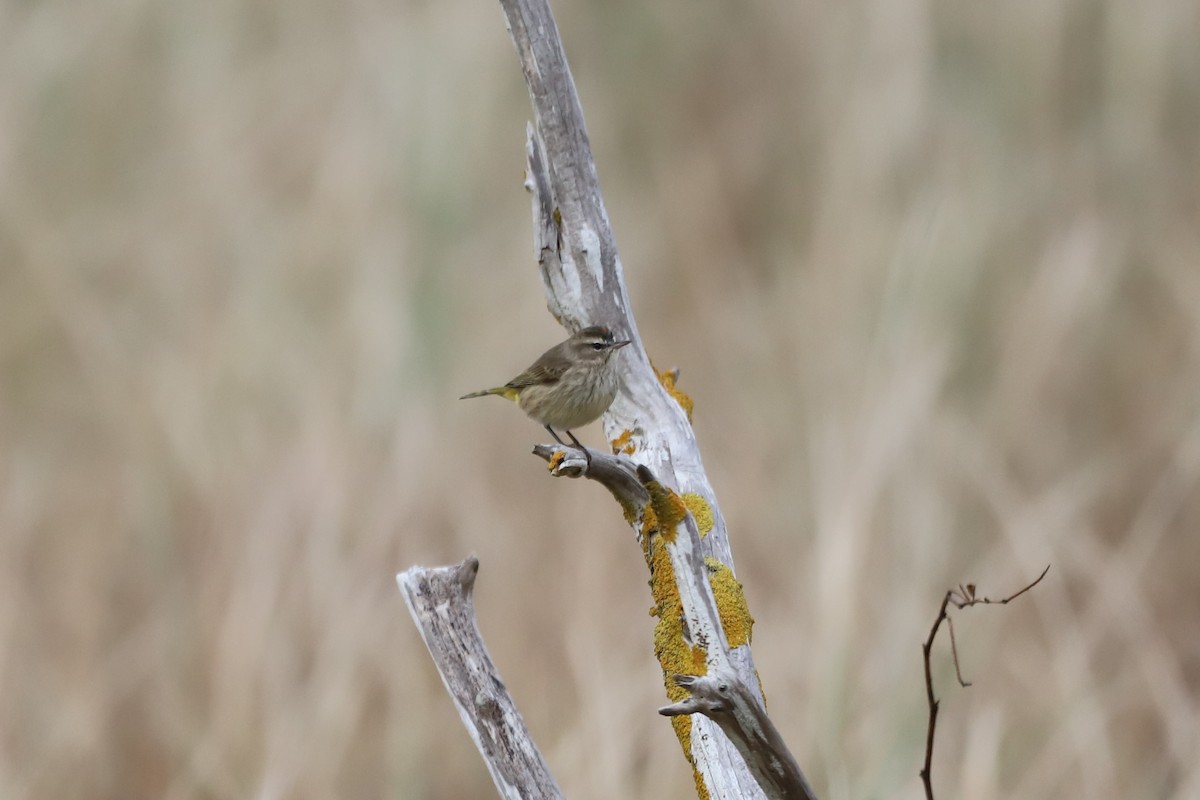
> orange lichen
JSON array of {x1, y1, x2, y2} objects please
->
[
  {"x1": 682, "y1": 493, "x2": 714, "y2": 537},
  {"x1": 547, "y1": 451, "x2": 565, "y2": 471},
  {"x1": 657, "y1": 367, "x2": 694, "y2": 421},
  {"x1": 643, "y1": 476, "x2": 688, "y2": 544},
  {"x1": 640, "y1": 503, "x2": 657, "y2": 543},
  {"x1": 610, "y1": 428, "x2": 637, "y2": 455}
]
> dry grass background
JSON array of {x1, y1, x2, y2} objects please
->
[{"x1": 1, "y1": 0, "x2": 1198, "y2": 797}]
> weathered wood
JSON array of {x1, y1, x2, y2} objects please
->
[
  {"x1": 662, "y1": 673, "x2": 818, "y2": 800},
  {"x1": 531, "y1": 444, "x2": 649, "y2": 507},
  {"x1": 398, "y1": 558, "x2": 564, "y2": 800},
  {"x1": 498, "y1": 0, "x2": 815, "y2": 795},
  {"x1": 396, "y1": 0, "x2": 815, "y2": 795}
]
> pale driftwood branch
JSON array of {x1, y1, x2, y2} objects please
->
[
  {"x1": 661, "y1": 672, "x2": 818, "y2": 800},
  {"x1": 397, "y1": 557, "x2": 564, "y2": 800},
  {"x1": 531, "y1": 444, "x2": 649, "y2": 507},
  {"x1": 496, "y1": 0, "x2": 814, "y2": 796}
]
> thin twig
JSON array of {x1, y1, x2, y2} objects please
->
[
  {"x1": 946, "y1": 615, "x2": 970, "y2": 688},
  {"x1": 919, "y1": 565, "x2": 1050, "y2": 800}
]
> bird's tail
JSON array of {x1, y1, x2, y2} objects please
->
[{"x1": 459, "y1": 386, "x2": 519, "y2": 401}]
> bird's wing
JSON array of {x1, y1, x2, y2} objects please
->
[{"x1": 505, "y1": 347, "x2": 571, "y2": 388}]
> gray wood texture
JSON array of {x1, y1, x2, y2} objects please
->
[
  {"x1": 398, "y1": 0, "x2": 818, "y2": 796},
  {"x1": 499, "y1": 0, "x2": 816, "y2": 795},
  {"x1": 398, "y1": 558, "x2": 564, "y2": 800},
  {"x1": 662, "y1": 673, "x2": 818, "y2": 800}
]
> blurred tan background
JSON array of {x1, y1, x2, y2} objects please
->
[{"x1": 2, "y1": 0, "x2": 1198, "y2": 797}]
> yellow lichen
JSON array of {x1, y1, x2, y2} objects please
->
[
  {"x1": 616, "y1": 494, "x2": 640, "y2": 526},
  {"x1": 610, "y1": 428, "x2": 637, "y2": 455},
  {"x1": 644, "y1": 519, "x2": 704, "y2": 685},
  {"x1": 682, "y1": 493, "x2": 714, "y2": 537},
  {"x1": 657, "y1": 367, "x2": 694, "y2": 422},
  {"x1": 547, "y1": 451, "x2": 565, "y2": 471},
  {"x1": 679, "y1": 716, "x2": 710, "y2": 800},
  {"x1": 643, "y1": 476, "x2": 688, "y2": 544},
  {"x1": 704, "y1": 556, "x2": 755, "y2": 647},
  {"x1": 640, "y1": 493, "x2": 708, "y2": 797},
  {"x1": 640, "y1": 503, "x2": 657, "y2": 544}
]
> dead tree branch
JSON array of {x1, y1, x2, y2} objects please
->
[
  {"x1": 661, "y1": 672, "x2": 818, "y2": 800},
  {"x1": 920, "y1": 565, "x2": 1050, "y2": 800},
  {"x1": 530, "y1": 444, "x2": 648, "y2": 510},
  {"x1": 398, "y1": 558, "x2": 564, "y2": 800},
  {"x1": 397, "y1": 0, "x2": 815, "y2": 795},
  {"x1": 496, "y1": 0, "x2": 814, "y2": 794}
]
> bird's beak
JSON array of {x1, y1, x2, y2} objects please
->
[{"x1": 612, "y1": 339, "x2": 632, "y2": 349}]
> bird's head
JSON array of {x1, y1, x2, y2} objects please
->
[{"x1": 570, "y1": 325, "x2": 632, "y2": 362}]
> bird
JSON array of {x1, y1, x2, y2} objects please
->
[{"x1": 460, "y1": 325, "x2": 631, "y2": 464}]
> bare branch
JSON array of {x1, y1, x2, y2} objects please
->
[
  {"x1": 919, "y1": 565, "x2": 1050, "y2": 800},
  {"x1": 920, "y1": 594, "x2": 948, "y2": 800},
  {"x1": 495, "y1": 0, "x2": 814, "y2": 796},
  {"x1": 970, "y1": 564, "x2": 1051, "y2": 606},
  {"x1": 660, "y1": 672, "x2": 819, "y2": 800},
  {"x1": 530, "y1": 443, "x2": 649, "y2": 510},
  {"x1": 946, "y1": 616, "x2": 970, "y2": 688},
  {"x1": 398, "y1": 558, "x2": 564, "y2": 800}
]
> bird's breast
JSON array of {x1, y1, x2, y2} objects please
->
[{"x1": 520, "y1": 367, "x2": 619, "y2": 429}]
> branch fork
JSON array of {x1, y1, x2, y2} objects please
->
[
  {"x1": 399, "y1": 0, "x2": 816, "y2": 795},
  {"x1": 919, "y1": 565, "x2": 1050, "y2": 800}
]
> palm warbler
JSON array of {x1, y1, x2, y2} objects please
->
[{"x1": 460, "y1": 325, "x2": 631, "y2": 462}]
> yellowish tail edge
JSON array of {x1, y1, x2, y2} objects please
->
[{"x1": 459, "y1": 387, "x2": 520, "y2": 402}]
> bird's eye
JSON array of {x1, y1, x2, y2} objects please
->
[{"x1": 591, "y1": 342, "x2": 605, "y2": 350}]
